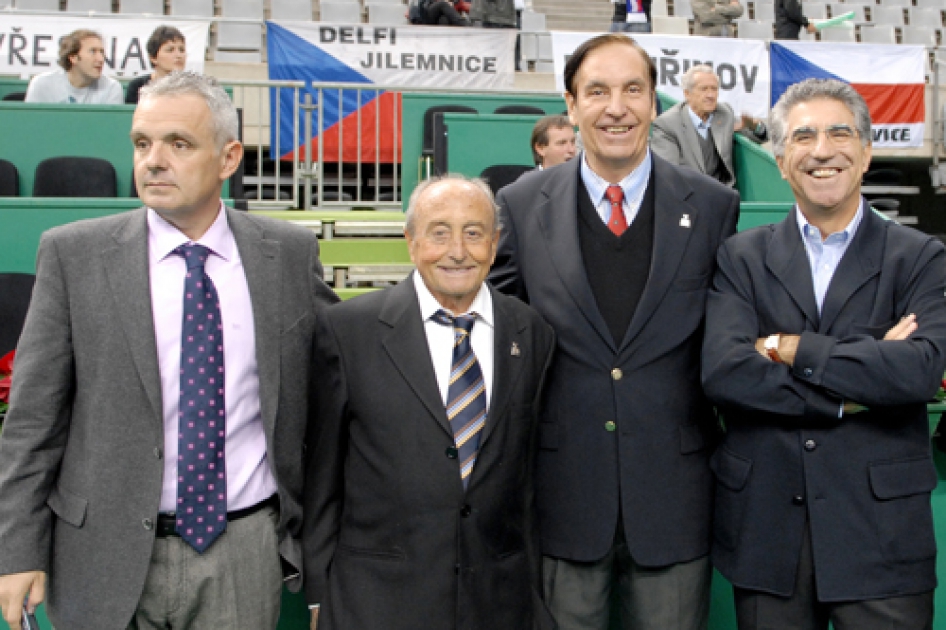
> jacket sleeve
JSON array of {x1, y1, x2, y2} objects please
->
[
  {"x1": 781, "y1": 0, "x2": 808, "y2": 27},
  {"x1": 0, "y1": 233, "x2": 75, "y2": 576},
  {"x1": 489, "y1": 186, "x2": 529, "y2": 302},
  {"x1": 650, "y1": 118, "x2": 685, "y2": 167},
  {"x1": 303, "y1": 309, "x2": 349, "y2": 607},
  {"x1": 703, "y1": 235, "x2": 946, "y2": 419},
  {"x1": 692, "y1": 0, "x2": 744, "y2": 24}
]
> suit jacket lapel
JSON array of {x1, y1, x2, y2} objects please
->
[
  {"x1": 479, "y1": 287, "x2": 525, "y2": 447},
  {"x1": 380, "y1": 278, "x2": 454, "y2": 438},
  {"x1": 679, "y1": 105, "x2": 705, "y2": 173},
  {"x1": 711, "y1": 107, "x2": 734, "y2": 173},
  {"x1": 766, "y1": 208, "x2": 820, "y2": 328},
  {"x1": 619, "y1": 157, "x2": 697, "y2": 352},
  {"x1": 819, "y1": 203, "x2": 883, "y2": 333},
  {"x1": 103, "y1": 209, "x2": 163, "y2": 430},
  {"x1": 536, "y1": 157, "x2": 615, "y2": 350},
  {"x1": 229, "y1": 209, "x2": 282, "y2": 441}
]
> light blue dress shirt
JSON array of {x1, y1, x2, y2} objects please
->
[
  {"x1": 687, "y1": 106, "x2": 714, "y2": 140},
  {"x1": 579, "y1": 150, "x2": 653, "y2": 228}
]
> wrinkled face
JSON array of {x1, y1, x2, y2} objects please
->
[
  {"x1": 565, "y1": 42, "x2": 655, "y2": 183},
  {"x1": 70, "y1": 36, "x2": 106, "y2": 84},
  {"x1": 152, "y1": 38, "x2": 187, "y2": 77},
  {"x1": 537, "y1": 125, "x2": 577, "y2": 168},
  {"x1": 131, "y1": 94, "x2": 242, "y2": 233},
  {"x1": 684, "y1": 71, "x2": 719, "y2": 121},
  {"x1": 776, "y1": 98, "x2": 870, "y2": 227},
  {"x1": 406, "y1": 181, "x2": 500, "y2": 314}
]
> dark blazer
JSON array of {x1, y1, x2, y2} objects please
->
[
  {"x1": 489, "y1": 154, "x2": 740, "y2": 566},
  {"x1": 0, "y1": 208, "x2": 337, "y2": 629},
  {"x1": 702, "y1": 205, "x2": 946, "y2": 601},
  {"x1": 304, "y1": 277, "x2": 556, "y2": 630}
]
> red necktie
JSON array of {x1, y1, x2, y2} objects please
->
[{"x1": 606, "y1": 185, "x2": 627, "y2": 237}]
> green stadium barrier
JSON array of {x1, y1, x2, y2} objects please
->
[{"x1": 443, "y1": 113, "x2": 539, "y2": 178}]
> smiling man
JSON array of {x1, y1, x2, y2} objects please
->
[
  {"x1": 0, "y1": 71, "x2": 336, "y2": 629},
  {"x1": 702, "y1": 78, "x2": 946, "y2": 630},
  {"x1": 304, "y1": 175, "x2": 555, "y2": 630},
  {"x1": 651, "y1": 65, "x2": 766, "y2": 188},
  {"x1": 532, "y1": 115, "x2": 577, "y2": 169},
  {"x1": 25, "y1": 29, "x2": 123, "y2": 104},
  {"x1": 489, "y1": 34, "x2": 740, "y2": 630}
]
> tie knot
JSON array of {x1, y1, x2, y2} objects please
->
[
  {"x1": 433, "y1": 309, "x2": 476, "y2": 334},
  {"x1": 175, "y1": 243, "x2": 212, "y2": 271},
  {"x1": 605, "y1": 185, "x2": 624, "y2": 206}
]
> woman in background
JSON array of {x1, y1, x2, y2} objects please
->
[{"x1": 125, "y1": 26, "x2": 186, "y2": 104}]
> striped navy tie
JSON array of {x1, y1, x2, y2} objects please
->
[{"x1": 432, "y1": 309, "x2": 486, "y2": 490}]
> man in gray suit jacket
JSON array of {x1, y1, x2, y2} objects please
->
[
  {"x1": 702, "y1": 79, "x2": 946, "y2": 629},
  {"x1": 490, "y1": 34, "x2": 739, "y2": 630},
  {"x1": 0, "y1": 72, "x2": 337, "y2": 629},
  {"x1": 651, "y1": 64, "x2": 767, "y2": 188},
  {"x1": 305, "y1": 176, "x2": 555, "y2": 630}
]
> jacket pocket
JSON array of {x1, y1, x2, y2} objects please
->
[
  {"x1": 673, "y1": 272, "x2": 711, "y2": 292},
  {"x1": 337, "y1": 544, "x2": 406, "y2": 562},
  {"x1": 869, "y1": 456, "x2": 937, "y2": 563},
  {"x1": 709, "y1": 447, "x2": 752, "y2": 551},
  {"x1": 46, "y1": 483, "x2": 88, "y2": 528}
]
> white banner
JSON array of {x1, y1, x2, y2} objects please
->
[
  {"x1": 0, "y1": 16, "x2": 209, "y2": 79},
  {"x1": 269, "y1": 21, "x2": 516, "y2": 89},
  {"x1": 551, "y1": 31, "x2": 770, "y2": 118}
]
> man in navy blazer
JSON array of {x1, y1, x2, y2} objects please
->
[
  {"x1": 702, "y1": 78, "x2": 946, "y2": 629},
  {"x1": 489, "y1": 34, "x2": 739, "y2": 630}
]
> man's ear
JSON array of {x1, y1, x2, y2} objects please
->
[{"x1": 219, "y1": 140, "x2": 244, "y2": 181}]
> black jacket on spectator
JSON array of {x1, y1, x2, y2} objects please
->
[{"x1": 775, "y1": 0, "x2": 809, "y2": 39}]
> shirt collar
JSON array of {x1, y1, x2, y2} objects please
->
[
  {"x1": 412, "y1": 271, "x2": 494, "y2": 329},
  {"x1": 687, "y1": 105, "x2": 714, "y2": 130},
  {"x1": 147, "y1": 201, "x2": 234, "y2": 264},
  {"x1": 579, "y1": 149, "x2": 653, "y2": 207},
  {"x1": 795, "y1": 199, "x2": 864, "y2": 244}
]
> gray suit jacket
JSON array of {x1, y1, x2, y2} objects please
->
[
  {"x1": 702, "y1": 205, "x2": 946, "y2": 600},
  {"x1": 651, "y1": 101, "x2": 766, "y2": 188},
  {"x1": 0, "y1": 207, "x2": 337, "y2": 629},
  {"x1": 304, "y1": 277, "x2": 555, "y2": 630}
]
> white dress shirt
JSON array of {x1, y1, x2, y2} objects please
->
[{"x1": 413, "y1": 272, "x2": 494, "y2": 410}]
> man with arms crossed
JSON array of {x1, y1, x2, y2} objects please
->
[
  {"x1": 702, "y1": 78, "x2": 946, "y2": 630},
  {"x1": 489, "y1": 33, "x2": 739, "y2": 630},
  {"x1": 0, "y1": 71, "x2": 337, "y2": 629},
  {"x1": 532, "y1": 115, "x2": 577, "y2": 170},
  {"x1": 26, "y1": 29, "x2": 123, "y2": 104},
  {"x1": 305, "y1": 175, "x2": 555, "y2": 629}
]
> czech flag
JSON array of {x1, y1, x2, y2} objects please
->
[{"x1": 770, "y1": 41, "x2": 925, "y2": 148}]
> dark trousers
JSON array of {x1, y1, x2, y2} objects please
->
[
  {"x1": 425, "y1": 1, "x2": 468, "y2": 25},
  {"x1": 734, "y1": 523, "x2": 933, "y2": 630}
]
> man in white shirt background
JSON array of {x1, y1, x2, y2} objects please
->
[{"x1": 25, "y1": 29, "x2": 123, "y2": 104}]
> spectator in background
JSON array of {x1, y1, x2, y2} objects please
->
[
  {"x1": 610, "y1": 0, "x2": 652, "y2": 33},
  {"x1": 424, "y1": 0, "x2": 471, "y2": 25},
  {"x1": 692, "y1": 0, "x2": 744, "y2": 35},
  {"x1": 775, "y1": 0, "x2": 817, "y2": 38},
  {"x1": 25, "y1": 29, "x2": 123, "y2": 104},
  {"x1": 651, "y1": 64, "x2": 766, "y2": 187},
  {"x1": 531, "y1": 115, "x2": 577, "y2": 169},
  {"x1": 125, "y1": 26, "x2": 187, "y2": 104}
]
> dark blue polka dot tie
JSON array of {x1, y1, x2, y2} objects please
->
[
  {"x1": 432, "y1": 310, "x2": 486, "y2": 490},
  {"x1": 175, "y1": 243, "x2": 227, "y2": 553}
]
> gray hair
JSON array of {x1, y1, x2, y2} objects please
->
[
  {"x1": 405, "y1": 174, "x2": 501, "y2": 236},
  {"x1": 769, "y1": 78, "x2": 871, "y2": 157},
  {"x1": 139, "y1": 71, "x2": 238, "y2": 151},
  {"x1": 682, "y1": 64, "x2": 716, "y2": 92}
]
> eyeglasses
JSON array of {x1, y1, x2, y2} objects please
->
[{"x1": 788, "y1": 124, "x2": 859, "y2": 147}]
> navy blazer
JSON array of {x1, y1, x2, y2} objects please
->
[
  {"x1": 489, "y1": 154, "x2": 740, "y2": 566},
  {"x1": 702, "y1": 204, "x2": 946, "y2": 600}
]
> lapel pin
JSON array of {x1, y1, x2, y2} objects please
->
[
  {"x1": 680, "y1": 214, "x2": 691, "y2": 228},
  {"x1": 511, "y1": 342, "x2": 521, "y2": 357}
]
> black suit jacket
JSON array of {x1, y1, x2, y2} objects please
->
[
  {"x1": 702, "y1": 204, "x2": 946, "y2": 600},
  {"x1": 304, "y1": 277, "x2": 555, "y2": 630},
  {"x1": 489, "y1": 154, "x2": 740, "y2": 565}
]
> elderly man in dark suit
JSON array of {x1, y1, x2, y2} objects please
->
[
  {"x1": 0, "y1": 71, "x2": 337, "y2": 629},
  {"x1": 304, "y1": 175, "x2": 555, "y2": 630},
  {"x1": 651, "y1": 64, "x2": 767, "y2": 188},
  {"x1": 489, "y1": 33, "x2": 739, "y2": 630},
  {"x1": 702, "y1": 78, "x2": 946, "y2": 630}
]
